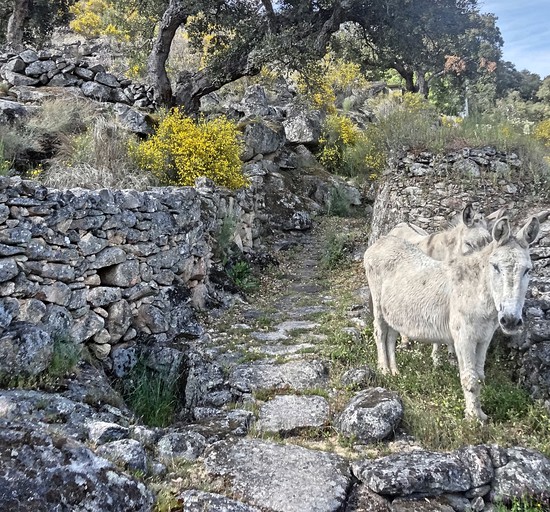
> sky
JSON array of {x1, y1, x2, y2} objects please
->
[{"x1": 481, "y1": 0, "x2": 550, "y2": 78}]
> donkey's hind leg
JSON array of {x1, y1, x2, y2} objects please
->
[
  {"x1": 386, "y1": 326, "x2": 400, "y2": 375},
  {"x1": 372, "y1": 314, "x2": 392, "y2": 375}
]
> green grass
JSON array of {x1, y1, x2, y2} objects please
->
[{"x1": 117, "y1": 361, "x2": 181, "y2": 427}]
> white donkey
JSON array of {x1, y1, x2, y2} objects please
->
[
  {"x1": 364, "y1": 215, "x2": 539, "y2": 421},
  {"x1": 388, "y1": 204, "x2": 505, "y2": 362}
]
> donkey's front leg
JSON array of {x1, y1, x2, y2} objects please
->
[
  {"x1": 453, "y1": 335, "x2": 487, "y2": 422},
  {"x1": 474, "y1": 335, "x2": 493, "y2": 382}
]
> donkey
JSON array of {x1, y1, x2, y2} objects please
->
[
  {"x1": 388, "y1": 204, "x2": 505, "y2": 362},
  {"x1": 363, "y1": 215, "x2": 539, "y2": 421},
  {"x1": 388, "y1": 204, "x2": 496, "y2": 261}
]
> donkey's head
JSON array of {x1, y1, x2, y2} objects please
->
[
  {"x1": 489, "y1": 216, "x2": 539, "y2": 334},
  {"x1": 455, "y1": 204, "x2": 493, "y2": 256}
]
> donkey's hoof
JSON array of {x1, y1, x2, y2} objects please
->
[{"x1": 465, "y1": 409, "x2": 488, "y2": 423}]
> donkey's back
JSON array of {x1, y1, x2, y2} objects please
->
[{"x1": 364, "y1": 235, "x2": 454, "y2": 344}]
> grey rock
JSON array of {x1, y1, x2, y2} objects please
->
[
  {"x1": 18, "y1": 299, "x2": 46, "y2": 323},
  {"x1": 101, "y1": 260, "x2": 141, "y2": 287},
  {"x1": 136, "y1": 304, "x2": 167, "y2": 333},
  {"x1": 490, "y1": 447, "x2": 550, "y2": 502},
  {"x1": 0, "y1": 258, "x2": 18, "y2": 282},
  {"x1": 0, "y1": 98, "x2": 29, "y2": 122},
  {"x1": 3, "y1": 57, "x2": 25, "y2": 73},
  {"x1": 353, "y1": 450, "x2": 472, "y2": 496},
  {"x1": 115, "y1": 104, "x2": 154, "y2": 135},
  {"x1": 390, "y1": 496, "x2": 455, "y2": 511},
  {"x1": 180, "y1": 490, "x2": 261, "y2": 512},
  {"x1": 0, "y1": 420, "x2": 154, "y2": 511},
  {"x1": 111, "y1": 343, "x2": 138, "y2": 378},
  {"x1": 81, "y1": 80, "x2": 113, "y2": 101},
  {"x1": 0, "y1": 298, "x2": 18, "y2": 329},
  {"x1": 242, "y1": 120, "x2": 285, "y2": 161},
  {"x1": 345, "y1": 484, "x2": 391, "y2": 511},
  {"x1": 87, "y1": 286, "x2": 122, "y2": 307},
  {"x1": 96, "y1": 438, "x2": 148, "y2": 472},
  {"x1": 35, "y1": 281, "x2": 72, "y2": 306},
  {"x1": 157, "y1": 431, "x2": 207, "y2": 463},
  {"x1": 70, "y1": 310, "x2": 105, "y2": 343},
  {"x1": 229, "y1": 359, "x2": 328, "y2": 393},
  {"x1": 88, "y1": 420, "x2": 129, "y2": 445},
  {"x1": 456, "y1": 445, "x2": 493, "y2": 487},
  {"x1": 341, "y1": 366, "x2": 375, "y2": 388},
  {"x1": 336, "y1": 388, "x2": 404, "y2": 443},
  {"x1": 19, "y1": 49, "x2": 38, "y2": 63},
  {"x1": 25, "y1": 59, "x2": 56, "y2": 76},
  {"x1": 204, "y1": 438, "x2": 350, "y2": 512},
  {"x1": 106, "y1": 300, "x2": 133, "y2": 343},
  {"x1": 256, "y1": 394, "x2": 330, "y2": 433},
  {"x1": 283, "y1": 109, "x2": 322, "y2": 145},
  {"x1": 78, "y1": 232, "x2": 108, "y2": 256},
  {"x1": 89, "y1": 246, "x2": 126, "y2": 269},
  {"x1": 3, "y1": 70, "x2": 39, "y2": 87},
  {"x1": 95, "y1": 71, "x2": 119, "y2": 87},
  {"x1": 0, "y1": 322, "x2": 52, "y2": 376},
  {"x1": 453, "y1": 158, "x2": 480, "y2": 177}
]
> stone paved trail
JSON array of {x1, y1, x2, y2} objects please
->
[{"x1": 187, "y1": 216, "x2": 379, "y2": 511}]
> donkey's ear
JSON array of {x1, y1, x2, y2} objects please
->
[
  {"x1": 486, "y1": 206, "x2": 508, "y2": 222},
  {"x1": 462, "y1": 204, "x2": 475, "y2": 227},
  {"x1": 517, "y1": 216, "x2": 540, "y2": 246},
  {"x1": 492, "y1": 217, "x2": 511, "y2": 245},
  {"x1": 535, "y1": 210, "x2": 550, "y2": 224}
]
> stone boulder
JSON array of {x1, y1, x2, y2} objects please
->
[
  {"x1": 0, "y1": 420, "x2": 154, "y2": 511},
  {"x1": 336, "y1": 388, "x2": 403, "y2": 443}
]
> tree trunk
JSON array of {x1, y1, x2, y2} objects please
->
[
  {"x1": 6, "y1": 0, "x2": 30, "y2": 47},
  {"x1": 173, "y1": 52, "x2": 260, "y2": 114},
  {"x1": 417, "y1": 71, "x2": 429, "y2": 98},
  {"x1": 146, "y1": 0, "x2": 189, "y2": 107},
  {"x1": 393, "y1": 62, "x2": 418, "y2": 93}
]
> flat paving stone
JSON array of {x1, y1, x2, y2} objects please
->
[
  {"x1": 254, "y1": 343, "x2": 316, "y2": 355},
  {"x1": 180, "y1": 490, "x2": 261, "y2": 511},
  {"x1": 204, "y1": 439, "x2": 350, "y2": 512},
  {"x1": 286, "y1": 305, "x2": 329, "y2": 318},
  {"x1": 229, "y1": 360, "x2": 328, "y2": 393},
  {"x1": 256, "y1": 394, "x2": 330, "y2": 434},
  {"x1": 250, "y1": 331, "x2": 289, "y2": 342},
  {"x1": 275, "y1": 320, "x2": 320, "y2": 331}
]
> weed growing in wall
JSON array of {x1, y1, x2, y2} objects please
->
[
  {"x1": 118, "y1": 360, "x2": 180, "y2": 427},
  {"x1": 131, "y1": 108, "x2": 248, "y2": 190}
]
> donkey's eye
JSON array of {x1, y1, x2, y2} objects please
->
[
  {"x1": 492, "y1": 263, "x2": 500, "y2": 273},
  {"x1": 523, "y1": 268, "x2": 531, "y2": 277}
]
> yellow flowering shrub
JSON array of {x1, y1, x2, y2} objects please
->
[
  {"x1": 69, "y1": 0, "x2": 106, "y2": 38},
  {"x1": 296, "y1": 54, "x2": 367, "y2": 113},
  {"x1": 131, "y1": 108, "x2": 248, "y2": 189},
  {"x1": 534, "y1": 119, "x2": 550, "y2": 147},
  {"x1": 318, "y1": 114, "x2": 385, "y2": 179},
  {"x1": 69, "y1": 0, "x2": 155, "y2": 43}
]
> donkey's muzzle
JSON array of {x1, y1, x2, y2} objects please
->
[{"x1": 499, "y1": 314, "x2": 523, "y2": 334}]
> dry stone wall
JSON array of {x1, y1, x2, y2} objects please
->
[
  {"x1": 0, "y1": 176, "x2": 260, "y2": 372},
  {"x1": 370, "y1": 147, "x2": 550, "y2": 408},
  {"x1": 0, "y1": 47, "x2": 155, "y2": 109}
]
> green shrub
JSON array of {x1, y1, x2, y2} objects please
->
[
  {"x1": 0, "y1": 140, "x2": 12, "y2": 176},
  {"x1": 326, "y1": 186, "x2": 352, "y2": 217},
  {"x1": 227, "y1": 259, "x2": 259, "y2": 293},
  {"x1": 131, "y1": 108, "x2": 248, "y2": 189}
]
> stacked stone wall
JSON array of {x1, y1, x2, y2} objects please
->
[
  {"x1": 0, "y1": 47, "x2": 155, "y2": 109},
  {"x1": 0, "y1": 176, "x2": 258, "y2": 370}
]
